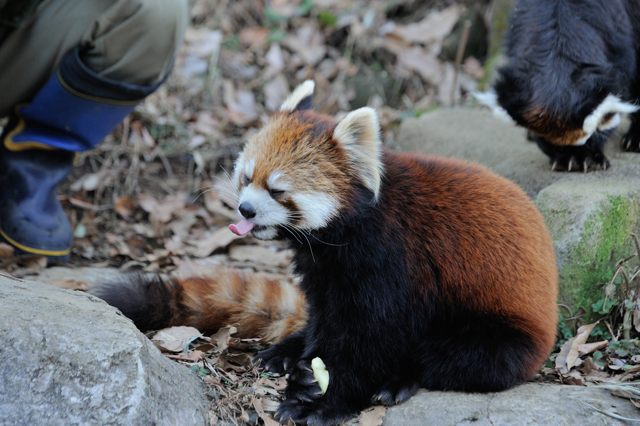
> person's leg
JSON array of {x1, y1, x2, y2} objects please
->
[
  {"x1": 0, "y1": 0, "x2": 188, "y2": 115},
  {"x1": 0, "y1": 0, "x2": 188, "y2": 258}
]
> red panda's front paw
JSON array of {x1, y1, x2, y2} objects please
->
[
  {"x1": 286, "y1": 360, "x2": 325, "y2": 403},
  {"x1": 255, "y1": 346, "x2": 297, "y2": 375},
  {"x1": 275, "y1": 360, "x2": 326, "y2": 423},
  {"x1": 255, "y1": 333, "x2": 306, "y2": 375},
  {"x1": 548, "y1": 149, "x2": 609, "y2": 172}
]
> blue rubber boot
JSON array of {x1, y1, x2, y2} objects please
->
[{"x1": 0, "y1": 47, "x2": 161, "y2": 259}]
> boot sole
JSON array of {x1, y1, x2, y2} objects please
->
[{"x1": 0, "y1": 227, "x2": 71, "y2": 258}]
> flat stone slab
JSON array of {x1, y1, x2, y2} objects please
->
[
  {"x1": 0, "y1": 274, "x2": 208, "y2": 425},
  {"x1": 384, "y1": 383, "x2": 639, "y2": 425},
  {"x1": 396, "y1": 108, "x2": 640, "y2": 197}
]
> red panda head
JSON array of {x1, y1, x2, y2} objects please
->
[{"x1": 229, "y1": 81, "x2": 383, "y2": 240}]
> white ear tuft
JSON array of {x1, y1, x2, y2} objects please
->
[
  {"x1": 583, "y1": 94, "x2": 640, "y2": 135},
  {"x1": 473, "y1": 91, "x2": 516, "y2": 125},
  {"x1": 333, "y1": 107, "x2": 383, "y2": 199},
  {"x1": 280, "y1": 80, "x2": 315, "y2": 112}
]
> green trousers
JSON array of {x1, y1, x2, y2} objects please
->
[{"x1": 0, "y1": 0, "x2": 189, "y2": 118}]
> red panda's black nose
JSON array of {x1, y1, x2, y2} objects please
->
[{"x1": 239, "y1": 202, "x2": 256, "y2": 219}]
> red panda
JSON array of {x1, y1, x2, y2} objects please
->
[
  {"x1": 90, "y1": 266, "x2": 307, "y2": 343},
  {"x1": 226, "y1": 81, "x2": 558, "y2": 424},
  {"x1": 476, "y1": 0, "x2": 640, "y2": 172}
]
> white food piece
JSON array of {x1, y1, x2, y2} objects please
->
[{"x1": 311, "y1": 357, "x2": 330, "y2": 394}]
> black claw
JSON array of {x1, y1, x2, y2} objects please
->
[
  {"x1": 537, "y1": 133, "x2": 611, "y2": 173},
  {"x1": 372, "y1": 382, "x2": 419, "y2": 407},
  {"x1": 296, "y1": 360, "x2": 313, "y2": 373}
]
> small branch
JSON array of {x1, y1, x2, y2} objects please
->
[{"x1": 450, "y1": 19, "x2": 472, "y2": 106}]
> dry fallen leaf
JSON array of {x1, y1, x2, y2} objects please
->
[
  {"x1": 555, "y1": 322, "x2": 598, "y2": 374},
  {"x1": 229, "y1": 245, "x2": 293, "y2": 268},
  {"x1": 49, "y1": 279, "x2": 88, "y2": 291},
  {"x1": 152, "y1": 326, "x2": 203, "y2": 353},
  {"x1": 223, "y1": 80, "x2": 259, "y2": 126},
  {"x1": 189, "y1": 227, "x2": 239, "y2": 258},
  {"x1": 114, "y1": 196, "x2": 136, "y2": 220},
  {"x1": 385, "y1": 6, "x2": 460, "y2": 45},
  {"x1": 240, "y1": 27, "x2": 269, "y2": 48},
  {"x1": 396, "y1": 46, "x2": 443, "y2": 86},
  {"x1": 578, "y1": 340, "x2": 608, "y2": 356},
  {"x1": 252, "y1": 398, "x2": 280, "y2": 426},
  {"x1": 283, "y1": 24, "x2": 326, "y2": 66},
  {"x1": 359, "y1": 406, "x2": 387, "y2": 426},
  {"x1": 0, "y1": 243, "x2": 14, "y2": 257},
  {"x1": 264, "y1": 43, "x2": 285, "y2": 78},
  {"x1": 264, "y1": 74, "x2": 290, "y2": 112},
  {"x1": 70, "y1": 171, "x2": 107, "y2": 192},
  {"x1": 138, "y1": 193, "x2": 187, "y2": 226},
  {"x1": 166, "y1": 350, "x2": 205, "y2": 362},
  {"x1": 211, "y1": 325, "x2": 237, "y2": 352}
]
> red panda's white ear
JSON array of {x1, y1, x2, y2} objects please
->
[
  {"x1": 333, "y1": 107, "x2": 383, "y2": 199},
  {"x1": 280, "y1": 80, "x2": 315, "y2": 112},
  {"x1": 583, "y1": 94, "x2": 639, "y2": 135}
]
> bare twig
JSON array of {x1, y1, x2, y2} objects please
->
[{"x1": 450, "y1": 19, "x2": 472, "y2": 106}]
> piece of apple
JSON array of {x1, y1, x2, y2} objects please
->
[{"x1": 311, "y1": 357, "x2": 329, "y2": 394}]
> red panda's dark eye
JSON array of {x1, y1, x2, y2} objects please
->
[
  {"x1": 269, "y1": 188, "x2": 285, "y2": 197},
  {"x1": 243, "y1": 175, "x2": 251, "y2": 186},
  {"x1": 602, "y1": 112, "x2": 615, "y2": 123}
]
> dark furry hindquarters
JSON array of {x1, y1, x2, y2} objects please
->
[
  {"x1": 494, "y1": 0, "x2": 640, "y2": 165},
  {"x1": 89, "y1": 274, "x2": 179, "y2": 331},
  {"x1": 418, "y1": 310, "x2": 537, "y2": 392}
]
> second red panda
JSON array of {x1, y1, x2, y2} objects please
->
[{"x1": 226, "y1": 81, "x2": 559, "y2": 424}]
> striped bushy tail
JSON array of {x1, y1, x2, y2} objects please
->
[{"x1": 90, "y1": 266, "x2": 307, "y2": 343}]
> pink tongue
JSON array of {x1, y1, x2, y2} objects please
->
[{"x1": 229, "y1": 219, "x2": 255, "y2": 236}]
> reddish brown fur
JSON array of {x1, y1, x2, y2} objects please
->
[
  {"x1": 169, "y1": 267, "x2": 307, "y2": 343},
  {"x1": 246, "y1": 107, "x2": 557, "y2": 381},
  {"x1": 523, "y1": 106, "x2": 586, "y2": 145},
  {"x1": 242, "y1": 112, "x2": 353, "y2": 206},
  {"x1": 377, "y1": 152, "x2": 558, "y2": 377}
]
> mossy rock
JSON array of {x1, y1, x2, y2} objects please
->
[{"x1": 536, "y1": 181, "x2": 640, "y2": 317}]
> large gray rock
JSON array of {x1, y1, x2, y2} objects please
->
[
  {"x1": 384, "y1": 383, "x2": 639, "y2": 425},
  {"x1": 0, "y1": 274, "x2": 208, "y2": 426},
  {"x1": 396, "y1": 108, "x2": 640, "y2": 313}
]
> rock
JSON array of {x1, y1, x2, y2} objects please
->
[
  {"x1": 395, "y1": 107, "x2": 553, "y2": 196},
  {"x1": 396, "y1": 108, "x2": 640, "y2": 313},
  {"x1": 383, "y1": 383, "x2": 639, "y2": 425},
  {"x1": 0, "y1": 274, "x2": 209, "y2": 425},
  {"x1": 537, "y1": 181, "x2": 640, "y2": 311}
]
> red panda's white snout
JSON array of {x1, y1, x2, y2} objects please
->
[{"x1": 230, "y1": 162, "x2": 341, "y2": 240}]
